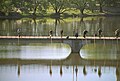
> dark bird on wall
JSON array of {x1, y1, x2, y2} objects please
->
[
  {"x1": 98, "y1": 28, "x2": 102, "y2": 37},
  {"x1": 83, "y1": 30, "x2": 88, "y2": 38},
  {"x1": 60, "y1": 29, "x2": 63, "y2": 38},
  {"x1": 75, "y1": 32, "x2": 78, "y2": 39},
  {"x1": 66, "y1": 36, "x2": 69, "y2": 39},
  {"x1": 49, "y1": 30, "x2": 53, "y2": 37},
  {"x1": 17, "y1": 28, "x2": 21, "y2": 37},
  {"x1": 115, "y1": 29, "x2": 119, "y2": 38}
]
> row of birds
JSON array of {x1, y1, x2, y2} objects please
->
[
  {"x1": 17, "y1": 28, "x2": 119, "y2": 38},
  {"x1": 49, "y1": 29, "x2": 120, "y2": 39}
]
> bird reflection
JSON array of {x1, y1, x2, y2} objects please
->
[
  {"x1": 75, "y1": 66, "x2": 78, "y2": 77},
  {"x1": 49, "y1": 65, "x2": 52, "y2": 76},
  {"x1": 60, "y1": 65, "x2": 63, "y2": 76},
  {"x1": 17, "y1": 64, "x2": 20, "y2": 77},
  {"x1": 75, "y1": 66, "x2": 78, "y2": 81},
  {"x1": 94, "y1": 68, "x2": 97, "y2": 73},
  {"x1": 83, "y1": 66, "x2": 87, "y2": 76},
  {"x1": 98, "y1": 66, "x2": 102, "y2": 77},
  {"x1": 49, "y1": 61, "x2": 52, "y2": 76}
]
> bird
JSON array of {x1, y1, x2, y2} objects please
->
[
  {"x1": 83, "y1": 30, "x2": 88, "y2": 38},
  {"x1": 66, "y1": 36, "x2": 69, "y2": 39},
  {"x1": 60, "y1": 29, "x2": 63, "y2": 38},
  {"x1": 49, "y1": 30, "x2": 53, "y2": 37},
  {"x1": 115, "y1": 29, "x2": 119, "y2": 38},
  {"x1": 98, "y1": 28, "x2": 102, "y2": 37},
  {"x1": 17, "y1": 28, "x2": 21, "y2": 37},
  {"x1": 75, "y1": 32, "x2": 78, "y2": 39},
  {"x1": 94, "y1": 33, "x2": 97, "y2": 37}
]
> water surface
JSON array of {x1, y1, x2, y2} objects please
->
[
  {"x1": 0, "y1": 43, "x2": 71, "y2": 60},
  {"x1": 0, "y1": 16, "x2": 120, "y2": 81},
  {"x1": 80, "y1": 43, "x2": 120, "y2": 60}
]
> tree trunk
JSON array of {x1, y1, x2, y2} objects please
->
[
  {"x1": 33, "y1": 7, "x2": 37, "y2": 16},
  {"x1": 54, "y1": 9, "x2": 60, "y2": 18},
  {"x1": 99, "y1": 4, "x2": 103, "y2": 13},
  {"x1": 80, "y1": 8, "x2": 84, "y2": 16}
]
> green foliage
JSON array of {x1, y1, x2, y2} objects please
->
[
  {"x1": 70, "y1": 0, "x2": 94, "y2": 15},
  {"x1": 0, "y1": 0, "x2": 120, "y2": 17},
  {"x1": 48, "y1": 0, "x2": 71, "y2": 17}
]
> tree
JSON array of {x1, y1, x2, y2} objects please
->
[
  {"x1": 12, "y1": 0, "x2": 48, "y2": 16},
  {"x1": 0, "y1": 0, "x2": 13, "y2": 15},
  {"x1": 70, "y1": 0, "x2": 91, "y2": 15},
  {"x1": 87, "y1": 0, "x2": 96, "y2": 13},
  {"x1": 48, "y1": 0, "x2": 71, "y2": 17},
  {"x1": 11, "y1": 0, "x2": 31, "y2": 14},
  {"x1": 31, "y1": 0, "x2": 48, "y2": 16},
  {"x1": 105, "y1": 0, "x2": 120, "y2": 7},
  {"x1": 96, "y1": 0, "x2": 107, "y2": 12}
]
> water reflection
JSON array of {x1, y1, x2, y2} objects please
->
[
  {"x1": 80, "y1": 43, "x2": 120, "y2": 60},
  {"x1": 17, "y1": 64, "x2": 20, "y2": 77},
  {"x1": 83, "y1": 66, "x2": 87, "y2": 76},
  {"x1": 0, "y1": 64, "x2": 118, "y2": 81},
  {"x1": 49, "y1": 61, "x2": 52, "y2": 76},
  {"x1": 0, "y1": 43, "x2": 71, "y2": 59},
  {"x1": 0, "y1": 17, "x2": 120, "y2": 37},
  {"x1": 0, "y1": 52, "x2": 120, "y2": 81},
  {"x1": 98, "y1": 66, "x2": 102, "y2": 77}
]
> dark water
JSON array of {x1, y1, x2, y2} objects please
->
[{"x1": 0, "y1": 17, "x2": 120, "y2": 81}]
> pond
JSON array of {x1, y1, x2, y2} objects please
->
[{"x1": 0, "y1": 16, "x2": 120, "y2": 81}]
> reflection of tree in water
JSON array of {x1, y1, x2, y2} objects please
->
[
  {"x1": 116, "y1": 66, "x2": 120, "y2": 81},
  {"x1": 116, "y1": 67, "x2": 119, "y2": 76},
  {"x1": 54, "y1": 18, "x2": 64, "y2": 36},
  {"x1": 79, "y1": 17, "x2": 86, "y2": 34},
  {"x1": 33, "y1": 18, "x2": 37, "y2": 36},
  {"x1": 32, "y1": 18, "x2": 47, "y2": 36}
]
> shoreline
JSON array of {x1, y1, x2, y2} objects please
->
[{"x1": 0, "y1": 13, "x2": 120, "y2": 20}]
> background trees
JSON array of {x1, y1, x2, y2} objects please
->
[{"x1": 0, "y1": 0, "x2": 120, "y2": 17}]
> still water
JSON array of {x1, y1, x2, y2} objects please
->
[
  {"x1": 0, "y1": 17, "x2": 120, "y2": 81},
  {"x1": 0, "y1": 43, "x2": 71, "y2": 59},
  {"x1": 0, "y1": 41, "x2": 119, "y2": 81}
]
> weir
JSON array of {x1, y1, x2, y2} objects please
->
[{"x1": 0, "y1": 36, "x2": 120, "y2": 53}]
